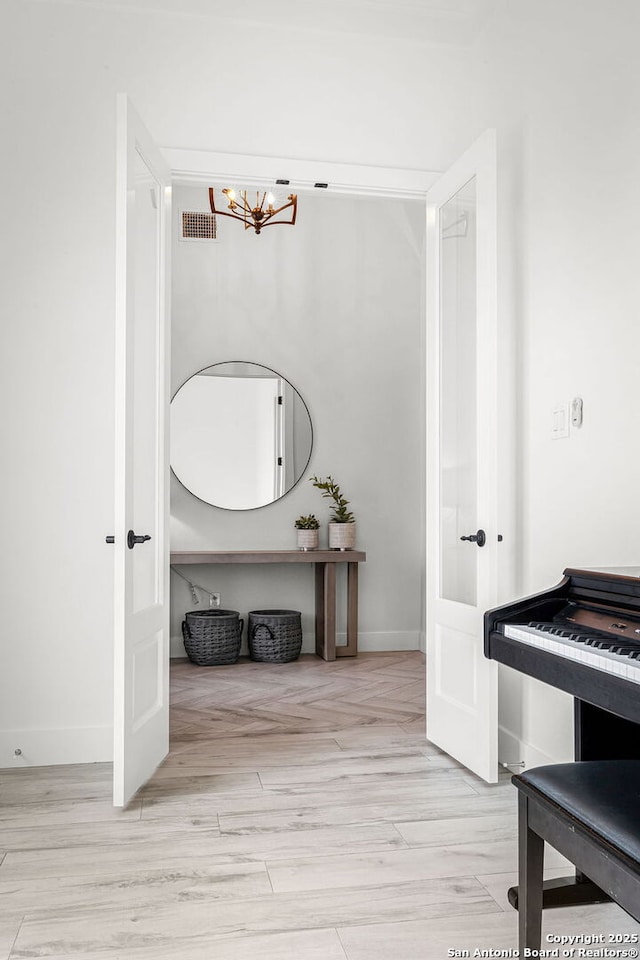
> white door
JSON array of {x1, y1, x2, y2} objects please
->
[
  {"x1": 426, "y1": 129, "x2": 499, "y2": 783},
  {"x1": 113, "y1": 95, "x2": 171, "y2": 807}
]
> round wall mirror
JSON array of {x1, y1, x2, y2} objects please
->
[{"x1": 170, "y1": 361, "x2": 313, "y2": 510}]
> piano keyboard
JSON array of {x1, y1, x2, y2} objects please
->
[{"x1": 502, "y1": 621, "x2": 640, "y2": 685}]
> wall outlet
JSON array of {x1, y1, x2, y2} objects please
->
[{"x1": 210, "y1": 593, "x2": 221, "y2": 608}]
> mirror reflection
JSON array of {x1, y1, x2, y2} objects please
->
[{"x1": 170, "y1": 361, "x2": 313, "y2": 510}]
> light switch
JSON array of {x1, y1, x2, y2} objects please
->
[
  {"x1": 552, "y1": 404, "x2": 569, "y2": 439},
  {"x1": 571, "y1": 397, "x2": 583, "y2": 427}
]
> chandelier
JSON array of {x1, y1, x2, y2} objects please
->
[{"x1": 208, "y1": 187, "x2": 297, "y2": 235}]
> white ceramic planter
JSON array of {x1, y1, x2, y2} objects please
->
[
  {"x1": 328, "y1": 522, "x2": 356, "y2": 550},
  {"x1": 297, "y1": 529, "x2": 319, "y2": 551}
]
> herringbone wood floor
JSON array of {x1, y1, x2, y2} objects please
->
[
  {"x1": 170, "y1": 651, "x2": 427, "y2": 743},
  {"x1": 1, "y1": 652, "x2": 638, "y2": 959}
]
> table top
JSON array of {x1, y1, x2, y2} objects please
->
[{"x1": 170, "y1": 549, "x2": 366, "y2": 565}]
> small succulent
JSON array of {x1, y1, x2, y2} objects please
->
[
  {"x1": 294, "y1": 514, "x2": 320, "y2": 530},
  {"x1": 310, "y1": 475, "x2": 355, "y2": 523}
]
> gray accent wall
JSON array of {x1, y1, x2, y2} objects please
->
[{"x1": 170, "y1": 188, "x2": 426, "y2": 656}]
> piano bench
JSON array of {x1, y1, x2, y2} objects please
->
[{"x1": 512, "y1": 760, "x2": 640, "y2": 949}]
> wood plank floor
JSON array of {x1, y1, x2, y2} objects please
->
[{"x1": 1, "y1": 652, "x2": 638, "y2": 959}]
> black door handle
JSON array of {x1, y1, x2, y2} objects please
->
[
  {"x1": 460, "y1": 529, "x2": 486, "y2": 547},
  {"x1": 127, "y1": 530, "x2": 152, "y2": 549}
]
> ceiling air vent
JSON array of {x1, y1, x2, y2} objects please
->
[{"x1": 181, "y1": 211, "x2": 218, "y2": 241}]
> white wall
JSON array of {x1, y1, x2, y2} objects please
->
[
  {"x1": 472, "y1": 0, "x2": 640, "y2": 766},
  {"x1": 1, "y1": 0, "x2": 472, "y2": 766},
  {"x1": 170, "y1": 187, "x2": 425, "y2": 656},
  {"x1": 4, "y1": 0, "x2": 638, "y2": 770}
]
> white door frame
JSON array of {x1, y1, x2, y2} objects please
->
[
  {"x1": 163, "y1": 148, "x2": 439, "y2": 199},
  {"x1": 162, "y1": 145, "x2": 441, "y2": 659}
]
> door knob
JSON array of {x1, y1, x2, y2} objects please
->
[
  {"x1": 127, "y1": 530, "x2": 152, "y2": 549},
  {"x1": 460, "y1": 529, "x2": 486, "y2": 547}
]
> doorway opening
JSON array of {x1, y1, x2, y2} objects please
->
[{"x1": 168, "y1": 183, "x2": 427, "y2": 669}]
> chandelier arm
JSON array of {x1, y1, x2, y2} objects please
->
[
  {"x1": 209, "y1": 187, "x2": 237, "y2": 216},
  {"x1": 238, "y1": 193, "x2": 252, "y2": 215},
  {"x1": 259, "y1": 198, "x2": 297, "y2": 229},
  {"x1": 209, "y1": 206, "x2": 252, "y2": 224},
  {"x1": 265, "y1": 198, "x2": 296, "y2": 218},
  {"x1": 258, "y1": 220, "x2": 298, "y2": 228}
]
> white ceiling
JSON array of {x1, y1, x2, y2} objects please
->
[{"x1": 25, "y1": 0, "x2": 502, "y2": 46}]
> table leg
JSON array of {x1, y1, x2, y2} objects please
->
[
  {"x1": 315, "y1": 562, "x2": 336, "y2": 661},
  {"x1": 337, "y1": 561, "x2": 358, "y2": 657}
]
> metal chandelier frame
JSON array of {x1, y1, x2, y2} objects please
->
[{"x1": 209, "y1": 186, "x2": 297, "y2": 235}]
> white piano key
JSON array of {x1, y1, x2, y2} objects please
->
[{"x1": 502, "y1": 623, "x2": 640, "y2": 685}]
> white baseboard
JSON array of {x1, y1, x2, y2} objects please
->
[
  {"x1": 171, "y1": 629, "x2": 420, "y2": 659},
  {"x1": 346, "y1": 630, "x2": 421, "y2": 652},
  {"x1": 0, "y1": 726, "x2": 112, "y2": 769}
]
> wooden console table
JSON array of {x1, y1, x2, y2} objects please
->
[{"x1": 170, "y1": 550, "x2": 366, "y2": 661}]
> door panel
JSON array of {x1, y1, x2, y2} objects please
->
[
  {"x1": 132, "y1": 629, "x2": 163, "y2": 732},
  {"x1": 113, "y1": 95, "x2": 171, "y2": 807},
  {"x1": 426, "y1": 130, "x2": 498, "y2": 783},
  {"x1": 131, "y1": 148, "x2": 163, "y2": 615},
  {"x1": 439, "y1": 178, "x2": 478, "y2": 607},
  {"x1": 434, "y1": 624, "x2": 477, "y2": 709}
]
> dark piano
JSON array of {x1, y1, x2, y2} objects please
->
[{"x1": 485, "y1": 565, "x2": 640, "y2": 909}]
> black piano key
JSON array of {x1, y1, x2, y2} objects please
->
[{"x1": 522, "y1": 622, "x2": 640, "y2": 658}]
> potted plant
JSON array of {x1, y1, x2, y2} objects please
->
[
  {"x1": 294, "y1": 514, "x2": 320, "y2": 551},
  {"x1": 310, "y1": 475, "x2": 356, "y2": 550}
]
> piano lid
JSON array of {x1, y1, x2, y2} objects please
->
[{"x1": 558, "y1": 567, "x2": 640, "y2": 611}]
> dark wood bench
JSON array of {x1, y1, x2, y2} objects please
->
[{"x1": 512, "y1": 760, "x2": 640, "y2": 949}]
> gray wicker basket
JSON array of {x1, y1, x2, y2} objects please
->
[
  {"x1": 248, "y1": 609, "x2": 302, "y2": 663},
  {"x1": 182, "y1": 609, "x2": 243, "y2": 666}
]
